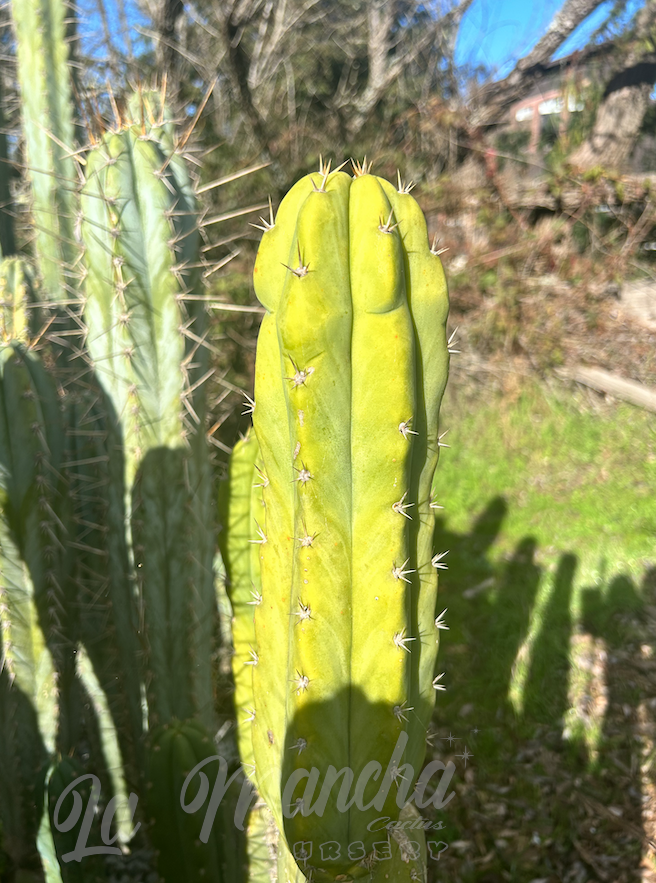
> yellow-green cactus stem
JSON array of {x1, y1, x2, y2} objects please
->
[
  {"x1": 249, "y1": 161, "x2": 449, "y2": 880},
  {"x1": 249, "y1": 172, "x2": 317, "y2": 833},
  {"x1": 376, "y1": 177, "x2": 450, "y2": 780},
  {"x1": 244, "y1": 799, "x2": 277, "y2": 882},
  {"x1": 217, "y1": 427, "x2": 264, "y2": 780}
]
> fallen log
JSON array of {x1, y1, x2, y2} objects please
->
[{"x1": 555, "y1": 364, "x2": 656, "y2": 411}]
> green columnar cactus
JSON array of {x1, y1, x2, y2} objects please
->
[
  {"x1": 0, "y1": 635, "x2": 50, "y2": 871},
  {"x1": 273, "y1": 801, "x2": 427, "y2": 883},
  {"x1": 80, "y1": 115, "x2": 216, "y2": 732},
  {"x1": 46, "y1": 755, "x2": 107, "y2": 882},
  {"x1": 75, "y1": 645, "x2": 135, "y2": 847},
  {"x1": 11, "y1": 0, "x2": 79, "y2": 305},
  {"x1": 0, "y1": 501, "x2": 59, "y2": 753},
  {"x1": 80, "y1": 116, "x2": 199, "y2": 487},
  {"x1": 218, "y1": 427, "x2": 263, "y2": 778},
  {"x1": 65, "y1": 393, "x2": 144, "y2": 789},
  {"x1": 146, "y1": 718, "x2": 245, "y2": 883},
  {"x1": 0, "y1": 341, "x2": 71, "y2": 879},
  {"x1": 0, "y1": 343, "x2": 70, "y2": 736},
  {"x1": 127, "y1": 87, "x2": 176, "y2": 146},
  {"x1": 6, "y1": 1, "x2": 247, "y2": 872},
  {"x1": 0, "y1": 530, "x2": 55, "y2": 875},
  {"x1": 0, "y1": 74, "x2": 16, "y2": 259},
  {"x1": 248, "y1": 162, "x2": 449, "y2": 880}
]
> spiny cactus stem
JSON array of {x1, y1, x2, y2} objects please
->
[
  {"x1": 435, "y1": 608, "x2": 449, "y2": 631},
  {"x1": 392, "y1": 559, "x2": 414, "y2": 583},
  {"x1": 378, "y1": 209, "x2": 399, "y2": 233},
  {"x1": 396, "y1": 169, "x2": 416, "y2": 193},
  {"x1": 393, "y1": 701, "x2": 413, "y2": 722},
  {"x1": 250, "y1": 196, "x2": 275, "y2": 232},
  {"x1": 393, "y1": 630, "x2": 415, "y2": 652},
  {"x1": 432, "y1": 673, "x2": 446, "y2": 691},
  {"x1": 249, "y1": 523, "x2": 267, "y2": 545},
  {"x1": 431, "y1": 232, "x2": 449, "y2": 256},
  {"x1": 351, "y1": 156, "x2": 373, "y2": 176},
  {"x1": 399, "y1": 419, "x2": 418, "y2": 439},
  {"x1": 429, "y1": 490, "x2": 444, "y2": 510},
  {"x1": 392, "y1": 491, "x2": 413, "y2": 519},
  {"x1": 282, "y1": 242, "x2": 309, "y2": 277}
]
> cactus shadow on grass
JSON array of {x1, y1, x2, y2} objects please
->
[{"x1": 427, "y1": 499, "x2": 651, "y2": 882}]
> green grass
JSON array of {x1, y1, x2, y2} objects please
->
[
  {"x1": 435, "y1": 378, "x2": 656, "y2": 575},
  {"x1": 427, "y1": 377, "x2": 656, "y2": 850},
  {"x1": 432, "y1": 376, "x2": 655, "y2": 737}
]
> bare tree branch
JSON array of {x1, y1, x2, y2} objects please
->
[
  {"x1": 341, "y1": 0, "x2": 474, "y2": 139},
  {"x1": 116, "y1": 0, "x2": 135, "y2": 61},
  {"x1": 156, "y1": 0, "x2": 185, "y2": 71},
  {"x1": 139, "y1": 0, "x2": 186, "y2": 85},
  {"x1": 175, "y1": 0, "x2": 481, "y2": 172},
  {"x1": 519, "y1": 0, "x2": 606, "y2": 71},
  {"x1": 93, "y1": 0, "x2": 123, "y2": 77},
  {"x1": 214, "y1": 0, "x2": 277, "y2": 170}
]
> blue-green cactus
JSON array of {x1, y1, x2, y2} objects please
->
[{"x1": 80, "y1": 110, "x2": 216, "y2": 732}]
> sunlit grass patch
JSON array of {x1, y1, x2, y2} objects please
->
[{"x1": 431, "y1": 376, "x2": 655, "y2": 765}]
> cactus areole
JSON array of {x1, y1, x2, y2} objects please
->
[{"x1": 248, "y1": 162, "x2": 450, "y2": 880}]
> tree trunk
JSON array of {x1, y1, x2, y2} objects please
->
[
  {"x1": 215, "y1": 6, "x2": 281, "y2": 181},
  {"x1": 570, "y1": 0, "x2": 656, "y2": 171},
  {"x1": 344, "y1": 0, "x2": 475, "y2": 141},
  {"x1": 569, "y1": 77, "x2": 654, "y2": 171},
  {"x1": 139, "y1": 0, "x2": 185, "y2": 96},
  {"x1": 153, "y1": 0, "x2": 184, "y2": 72}
]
